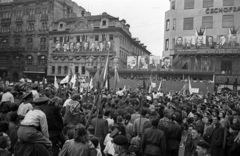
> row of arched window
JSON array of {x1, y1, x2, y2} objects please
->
[{"x1": 0, "y1": 55, "x2": 47, "y2": 66}]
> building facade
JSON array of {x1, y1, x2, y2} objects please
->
[
  {"x1": 47, "y1": 12, "x2": 150, "y2": 79},
  {"x1": 164, "y1": 0, "x2": 240, "y2": 94},
  {"x1": 0, "y1": 0, "x2": 90, "y2": 81}
]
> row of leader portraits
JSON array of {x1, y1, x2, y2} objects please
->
[
  {"x1": 127, "y1": 56, "x2": 171, "y2": 70},
  {"x1": 55, "y1": 40, "x2": 114, "y2": 52},
  {"x1": 175, "y1": 34, "x2": 240, "y2": 49}
]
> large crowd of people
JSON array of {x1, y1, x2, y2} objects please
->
[{"x1": 0, "y1": 79, "x2": 240, "y2": 156}]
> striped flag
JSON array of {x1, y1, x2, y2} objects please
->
[
  {"x1": 157, "y1": 80, "x2": 162, "y2": 91},
  {"x1": 99, "y1": 53, "x2": 109, "y2": 89},
  {"x1": 113, "y1": 66, "x2": 120, "y2": 92},
  {"x1": 189, "y1": 77, "x2": 193, "y2": 95}
]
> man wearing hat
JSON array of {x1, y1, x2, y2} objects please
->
[
  {"x1": 112, "y1": 135, "x2": 136, "y2": 156},
  {"x1": 17, "y1": 92, "x2": 33, "y2": 117},
  {"x1": 196, "y1": 140, "x2": 211, "y2": 156},
  {"x1": 31, "y1": 83, "x2": 39, "y2": 101},
  {"x1": 17, "y1": 97, "x2": 52, "y2": 153}
]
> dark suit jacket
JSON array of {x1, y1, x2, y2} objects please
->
[
  {"x1": 90, "y1": 117, "x2": 109, "y2": 142},
  {"x1": 209, "y1": 123, "x2": 224, "y2": 156},
  {"x1": 228, "y1": 42, "x2": 240, "y2": 47},
  {"x1": 165, "y1": 122, "x2": 182, "y2": 150},
  {"x1": 206, "y1": 42, "x2": 216, "y2": 48},
  {"x1": 141, "y1": 126, "x2": 166, "y2": 156}
]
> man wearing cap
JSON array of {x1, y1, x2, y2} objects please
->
[
  {"x1": 196, "y1": 140, "x2": 211, "y2": 156},
  {"x1": 1, "y1": 88, "x2": 14, "y2": 104},
  {"x1": 31, "y1": 83, "x2": 39, "y2": 101},
  {"x1": 17, "y1": 97, "x2": 52, "y2": 153}
]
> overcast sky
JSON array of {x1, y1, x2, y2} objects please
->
[{"x1": 73, "y1": 0, "x2": 170, "y2": 57}]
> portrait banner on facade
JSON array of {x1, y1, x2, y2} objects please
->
[
  {"x1": 138, "y1": 56, "x2": 149, "y2": 70},
  {"x1": 149, "y1": 56, "x2": 160, "y2": 69},
  {"x1": 127, "y1": 56, "x2": 138, "y2": 69},
  {"x1": 217, "y1": 35, "x2": 228, "y2": 48},
  {"x1": 175, "y1": 36, "x2": 185, "y2": 49},
  {"x1": 183, "y1": 36, "x2": 195, "y2": 49},
  {"x1": 161, "y1": 57, "x2": 171, "y2": 70}
]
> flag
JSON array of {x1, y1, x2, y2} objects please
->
[
  {"x1": 113, "y1": 66, "x2": 120, "y2": 92},
  {"x1": 99, "y1": 54, "x2": 109, "y2": 88},
  {"x1": 172, "y1": 54, "x2": 181, "y2": 69},
  {"x1": 89, "y1": 78, "x2": 93, "y2": 89},
  {"x1": 54, "y1": 76, "x2": 59, "y2": 89},
  {"x1": 189, "y1": 77, "x2": 193, "y2": 95},
  {"x1": 42, "y1": 77, "x2": 45, "y2": 86},
  {"x1": 93, "y1": 69, "x2": 100, "y2": 89},
  {"x1": 195, "y1": 57, "x2": 198, "y2": 67},
  {"x1": 148, "y1": 76, "x2": 153, "y2": 93},
  {"x1": 60, "y1": 75, "x2": 69, "y2": 84},
  {"x1": 70, "y1": 74, "x2": 77, "y2": 88},
  {"x1": 157, "y1": 80, "x2": 162, "y2": 91},
  {"x1": 68, "y1": 68, "x2": 73, "y2": 83},
  {"x1": 138, "y1": 79, "x2": 146, "y2": 90}
]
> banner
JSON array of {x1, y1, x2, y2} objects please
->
[
  {"x1": 138, "y1": 56, "x2": 149, "y2": 70},
  {"x1": 149, "y1": 56, "x2": 160, "y2": 69},
  {"x1": 161, "y1": 57, "x2": 171, "y2": 69},
  {"x1": 127, "y1": 56, "x2": 138, "y2": 69}
]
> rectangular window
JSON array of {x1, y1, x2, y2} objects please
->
[
  {"x1": 52, "y1": 66, "x2": 55, "y2": 74},
  {"x1": 29, "y1": 9, "x2": 35, "y2": 16},
  {"x1": 75, "y1": 66, "x2": 79, "y2": 74},
  {"x1": 64, "y1": 66, "x2": 68, "y2": 74},
  {"x1": 166, "y1": 19, "x2": 170, "y2": 31},
  {"x1": 58, "y1": 66, "x2": 61, "y2": 74},
  {"x1": 81, "y1": 66, "x2": 85, "y2": 75},
  {"x1": 53, "y1": 37, "x2": 57, "y2": 43},
  {"x1": 165, "y1": 39, "x2": 169, "y2": 50},
  {"x1": 42, "y1": 8, "x2": 48, "y2": 14},
  {"x1": 173, "y1": 18, "x2": 176, "y2": 30},
  {"x1": 171, "y1": 0, "x2": 175, "y2": 10},
  {"x1": 59, "y1": 37, "x2": 63, "y2": 43},
  {"x1": 17, "y1": 10, "x2": 22, "y2": 17},
  {"x1": 16, "y1": 24, "x2": 22, "y2": 32},
  {"x1": 41, "y1": 22, "x2": 47, "y2": 30},
  {"x1": 172, "y1": 38, "x2": 175, "y2": 49},
  {"x1": 95, "y1": 35, "x2": 99, "y2": 41},
  {"x1": 203, "y1": 0, "x2": 213, "y2": 8},
  {"x1": 221, "y1": 60, "x2": 232, "y2": 74},
  {"x1": 202, "y1": 16, "x2": 213, "y2": 29},
  {"x1": 28, "y1": 23, "x2": 35, "y2": 31},
  {"x1": 183, "y1": 17, "x2": 194, "y2": 30},
  {"x1": 76, "y1": 36, "x2": 80, "y2": 42},
  {"x1": 102, "y1": 20, "x2": 106, "y2": 26},
  {"x1": 184, "y1": 0, "x2": 194, "y2": 9},
  {"x1": 109, "y1": 34, "x2": 114, "y2": 41},
  {"x1": 223, "y1": 0, "x2": 234, "y2": 6},
  {"x1": 222, "y1": 15, "x2": 234, "y2": 28}
]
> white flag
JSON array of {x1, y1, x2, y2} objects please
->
[
  {"x1": 157, "y1": 80, "x2": 162, "y2": 91},
  {"x1": 54, "y1": 76, "x2": 59, "y2": 89},
  {"x1": 60, "y1": 75, "x2": 69, "y2": 84},
  {"x1": 89, "y1": 78, "x2": 93, "y2": 89}
]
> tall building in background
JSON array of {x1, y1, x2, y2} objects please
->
[
  {"x1": 48, "y1": 12, "x2": 150, "y2": 79},
  {"x1": 0, "y1": 0, "x2": 90, "y2": 81},
  {"x1": 164, "y1": 0, "x2": 240, "y2": 94}
]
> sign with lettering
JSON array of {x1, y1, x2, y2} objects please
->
[
  {"x1": 174, "y1": 49, "x2": 240, "y2": 55},
  {"x1": 206, "y1": 6, "x2": 240, "y2": 14}
]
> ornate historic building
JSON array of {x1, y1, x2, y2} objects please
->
[
  {"x1": 164, "y1": 0, "x2": 240, "y2": 94},
  {"x1": 48, "y1": 12, "x2": 150, "y2": 79},
  {"x1": 0, "y1": 0, "x2": 90, "y2": 81}
]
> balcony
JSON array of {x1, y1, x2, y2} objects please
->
[
  {"x1": 16, "y1": 17, "x2": 23, "y2": 22},
  {"x1": 39, "y1": 28, "x2": 48, "y2": 33},
  {"x1": 26, "y1": 28, "x2": 35, "y2": 33},
  {"x1": 27, "y1": 15, "x2": 35, "y2": 22},
  {"x1": 40, "y1": 14, "x2": 48, "y2": 21},
  {"x1": 1, "y1": 18, "x2": 11, "y2": 23},
  {"x1": 0, "y1": 45, "x2": 25, "y2": 52}
]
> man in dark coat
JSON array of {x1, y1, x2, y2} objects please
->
[
  {"x1": 165, "y1": 113, "x2": 182, "y2": 156},
  {"x1": 209, "y1": 116, "x2": 224, "y2": 156},
  {"x1": 90, "y1": 108, "x2": 109, "y2": 151},
  {"x1": 142, "y1": 116, "x2": 166, "y2": 156},
  {"x1": 41, "y1": 97, "x2": 65, "y2": 156}
]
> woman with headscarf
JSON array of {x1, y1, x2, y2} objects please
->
[{"x1": 59, "y1": 124, "x2": 97, "y2": 156}]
